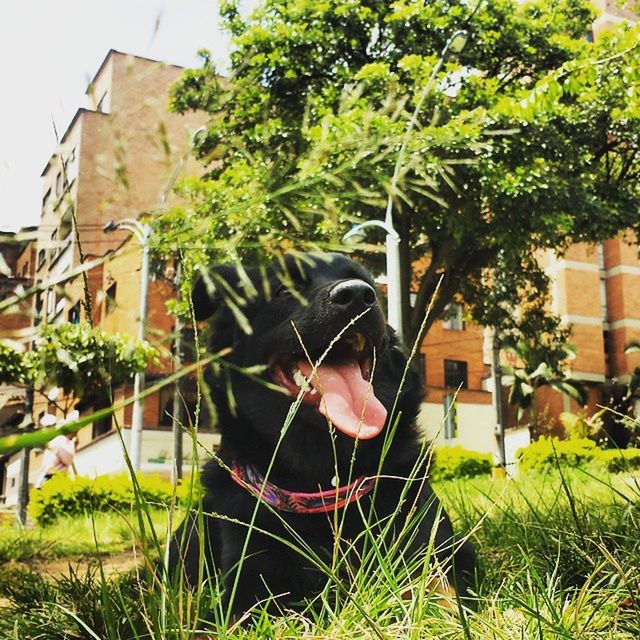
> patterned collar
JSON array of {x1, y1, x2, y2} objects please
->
[{"x1": 230, "y1": 462, "x2": 376, "y2": 515}]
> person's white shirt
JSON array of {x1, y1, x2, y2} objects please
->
[{"x1": 35, "y1": 434, "x2": 76, "y2": 487}]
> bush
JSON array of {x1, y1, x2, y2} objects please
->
[
  {"x1": 517, "y1": 436, "x2": 640, "y2": 474},
  {"x1": 29, "y1": 472, "x2": 201, "y2": 526},
  {"x1": 517, "y1": 436, "x2": 598, "y2": 473},
  {"x1": 600, "y1": 448, "x2": 640, "y2": 473},
  {"x1": 430, "y1": 445, "x2": 493, "y2": 481}
]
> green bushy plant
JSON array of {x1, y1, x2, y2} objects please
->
[
  {"x1": 599, "y1": 448, "x2": 640, "y2": 474},
  {"x1": 517, "y1": 436, "x2": 598, "y2": 473},
  {"x1": 517, "y1": 435, "x2": 640, "y2": 474},
  {"x1": 29, "y1": 472, "x2": 201, "y2": 526},
  {"x1": 430, "y1": 445, "x2": 493, "y2": 482}
]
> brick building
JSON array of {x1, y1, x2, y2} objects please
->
[
  {"x1": 422, "y1": 2, "x2": 640, "y2": 454},
  {"x1": 1, "y1": 51, "x2": 215, "y2": 506},
  {"x1": 0, "y1": 228, "x2": 38, "y2": 498},
  {"x1": 2, "y1": 4, "x2": 639, "y2": 504}
]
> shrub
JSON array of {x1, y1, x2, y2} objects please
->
[
  {"x1": 29, "y1": 472, "x2": 201, "y2": 526},
  {"x1": 517, "y1": 436, "x2": 598, "y2": 473},
  {"x1": 517, "y1": 436, "x2": 640, "y2": 474},
  {"x1": 599, "y1": 448, "x2": 640, "y2": 474},
  {"x1": 430, "y1": 445, "x2": 493, "y2": 481}
]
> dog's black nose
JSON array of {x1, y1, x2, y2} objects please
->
[{"x1": 329, "y1": 279, "x2": 377, "y2": 310}]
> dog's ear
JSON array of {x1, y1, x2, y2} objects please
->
[
  {"x1": 191, "y1": 264, "x2": 260, "y2": 323},
  {"x1": 191, "y1": 273, "x2": 218, "y2": 321}
]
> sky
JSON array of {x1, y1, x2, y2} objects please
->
[{"x1": 0, "y1": 0, "x2": 234, "y2": 232}]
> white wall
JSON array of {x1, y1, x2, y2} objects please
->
[
  {"x1": 1, "y1": 429, "x2": 221, "y2": 507},
  {"x1": 417, "y1": 401, "x2": 530, "y2": 469},
  {"x1": 418, "y1": 401, "x2": 498, "y2": 457},
  {"x1": 74, "y1": 429, "x2": 221, "y2": 478},
  {"x1": 3, "y1": 454, "x2": 23, "y2": 507},
  {"x1": 504, "y1": 426, "x2": 531, "y2": 474}
]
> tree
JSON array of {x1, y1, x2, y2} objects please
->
[
  {"x1": 501, "y1": 336, "x2": 587, "y2": 434},
  {"x1": 625, "y1": 342, "x2": 640, "y2": 398},
  {"x1": 164, "y1": 0, "x2": 640, "y2": 347},
  {"x1": 0, "y1": 322, "x2": 157, "y2": 450}
]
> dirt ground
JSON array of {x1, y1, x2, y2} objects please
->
[{"x1": 3, "y1": 551, "x2": 141, "y2": 581}]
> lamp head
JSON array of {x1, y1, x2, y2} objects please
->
[
  {"x1": 342, "y1": 225, "x2": 367, "y2": 245},
  {"x1": 443, "y1": 29, "x2": 469, "y2": 59}
]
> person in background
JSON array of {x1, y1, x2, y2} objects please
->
[{"x1": 35, "y1": 433, "x2": 77, "y2": 488}]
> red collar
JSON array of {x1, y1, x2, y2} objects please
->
[{"x1": 230, "y1": 463, "x2": 376, "y2": 514}]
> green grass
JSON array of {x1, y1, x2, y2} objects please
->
[
  {"x1": 0, "y1": 509, "x2": 169, "y2": 562},
  {"x1": 1, "y1": 468, "x2": 639, "y2": 639}
]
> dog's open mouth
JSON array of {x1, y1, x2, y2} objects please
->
[{"x1": 270, "y1": 333, "x2": 388, "y2": 440}]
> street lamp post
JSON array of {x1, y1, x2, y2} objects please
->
[
  {"x1": 343, "y1": 220, "x2": 402, "y2": 340},
  {"x1": 104, "y1": 218, "x2": 152, "y2": 472},
  {"x1": 492, "y1": 330, "x2": 507, "y2": 470},
  {"x1": 342, "y1": 30, "x2": 469, "y2": 343}
]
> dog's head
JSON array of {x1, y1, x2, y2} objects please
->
[{"x1": 192, "y1": 253, "x2": 420, "y2": 464}]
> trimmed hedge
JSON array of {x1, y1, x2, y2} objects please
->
[
  {"x1": 517, "y1": 436, "x2": 640, "y2": 474},
  {"x1": 430, "y1": 445, "x2": 494, "y2": 482},
  {"x1": 599, "y1": 448, "x2": 640, "y2": 473},
  {"x1": 29, "y1": 473, "x2": 201, "y2": 526}
]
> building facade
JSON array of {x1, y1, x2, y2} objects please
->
[
  {"x1": 1, "y1": 2, "x2": 639, "y2": 504},
  {"x1": 1, "y1": 51, "x2": 215, "y2": 507}
]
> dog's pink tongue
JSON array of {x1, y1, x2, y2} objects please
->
[{"x1": 297, "y1": 361, "x2": 387, "y2": 439}]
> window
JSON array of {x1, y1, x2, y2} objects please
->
[
  {"x1": 60, "y1": 208, "x2": 73, "y2": 240},
  {"x1": 68, "y1": 303, "x2": 80, "y2": 324},
  {"x1": 444, "y1": 359, "x2": 468, "y2": 389},
  {"x1": 418, "y1": 353, "x2": 426, "y2": 385},
  {"x1": 42, "y1": 188, "x2": 52, "y2": 213},
  {"x1": 37, "y1": 249, "x2": 46, "y2": 270},
  {"x1": 21, "y1": 262, "x2": 29, "y2": 277},
  {"x1": 47, "y1": 290, "x2": 56, "y2": 318},
  {"x1": 105, "y1": 282, "x2": 117, "y2": 315},
  {"x1": 443, "y1": 303, "x2": 464, "y2": 331},
  {"x1": 92, "y1": 399, "x2": 112, "y2": 438},
  {"x1": 62, "y1": 148, "x2": 78, "y2": 183},
  {"x1": 55, "y1": 172, "x2": 63, "y2": 197},
  {"x1": 443, "y1": 394, "x2": 457, "y2": 440},
  {"x1": 34, "y1": 293, "x2": 43, "y2": 325},
  {"x1": 50, "y1": 228, "x2": 59, "y2": 260}
]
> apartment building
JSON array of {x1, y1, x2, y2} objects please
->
[
  {"x1": 414, "y1": 0, "x2": 640, "y2": 455},
  {"x1": 0, "y1": 228, "x2": 37, "y2": 339},
  {"x1": 1, "y1": 50, "x2": 215, "y2": 506},
  {"x1": 2, "y1": 4, "x2": 638, "y2": 505},
  {"x1": 0, "y1": 228, "x2": 38, "y2": 498}
]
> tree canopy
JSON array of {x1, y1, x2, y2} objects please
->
[
  {"x1": 0, "y1": 323, "x2": 157, "y2": 415},
  {"x1": 163, "y1": 0, "x2": 640, "y2": 347}
]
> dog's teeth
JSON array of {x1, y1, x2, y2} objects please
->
[
  {"x1": 310, "y1": 388, "x2": 317, "y2": 396},
  {"x1": 354, "y1": 333, "x2": 365, "y2": 353},
  {"x1": 292, "y1": 368, "x2": 306, "y2": 388}
]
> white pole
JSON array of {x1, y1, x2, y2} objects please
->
[
  {"x1": 129, "y1": 223, "x2": 151, "y2": 471},
  {"x1": 385, "y1": 230, "x2": 403, "y2": 341}
]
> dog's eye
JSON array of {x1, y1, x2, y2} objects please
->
[{"x1": 274, "y1": 283, "x2": 294, "y2": 298}]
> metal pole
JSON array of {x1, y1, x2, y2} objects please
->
[
  {"x1": 129, "y1": 223, "x2": 151, "y2": 471},
  {"x1": 379, "y1": 30, "x2": 468, "y2": 345},
  {"x1": 16, "y1": 387, "x2": 34, "y2": 527},
  {"x1": 385, "y1": 231, "x2": 403, "y2": 342},
  {"x1": 492, "y1": 331, "x2": 507, "y2": 468},
  {"x1": 171, "y1": 264, "x2": 184, "y2": 484}
]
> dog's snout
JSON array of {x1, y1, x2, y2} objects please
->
[{"x1": 329, "y1": 279, "x2": 377, "y2": 310}]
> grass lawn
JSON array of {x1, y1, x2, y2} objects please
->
[{"x1": 1, "y1": 468, "x2": 638, "y2": 639}]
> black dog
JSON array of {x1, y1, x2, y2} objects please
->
[{"x1": 169, "y1": 253, "x2": 476, "y2": 615}]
